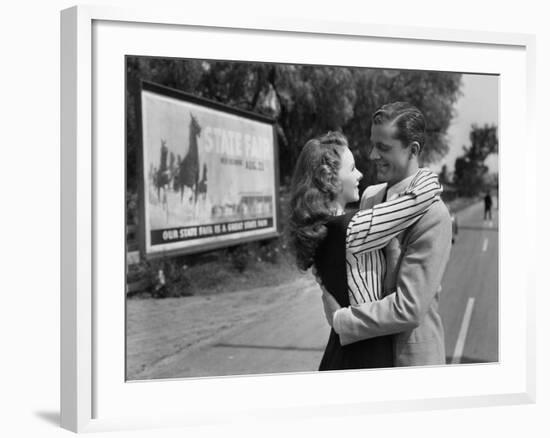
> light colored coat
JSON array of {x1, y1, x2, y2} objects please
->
[{"x1": 333, "y1": 183, "x2": 452, "y2": 366}]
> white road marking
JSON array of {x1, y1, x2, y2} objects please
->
[
  {"x1": 451, "y1": 297, "x2": 475, "y2": 364},
  {"x1": 482, "y1": 238, "x2": 488, "y2": 252}
]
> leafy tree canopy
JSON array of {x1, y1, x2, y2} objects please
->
[
  {"x1": 126, "y1": 58, "x2": 463, "y2": 194},
  {"x1": 453, "y1": 124, "x2": 499, "y2": 196}
]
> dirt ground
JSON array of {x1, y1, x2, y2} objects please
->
[{"x1": 126, "y1": 273, "x2": 317, "y2": 380}]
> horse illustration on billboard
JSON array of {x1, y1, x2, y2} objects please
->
[
  {"x1": 175, "y1": 113, "x2": 202, "y2": 204},
  {"x1": 197, "y1": 163, "x2": 208, "y2": 202},
  {"x1": 153, "y1": 138, "x2": 171, "y2": 208}
]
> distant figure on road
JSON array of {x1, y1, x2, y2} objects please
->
[
  {"x1": 288, "y1": 129, "x2": 443, "y2": 370},
  {"x1": 484, "y1": 191, "x2": 493, "y2": 221}
]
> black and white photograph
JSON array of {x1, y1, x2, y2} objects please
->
[{"x1": 125, "y1": 56, "x2": 499, "y2": 381}]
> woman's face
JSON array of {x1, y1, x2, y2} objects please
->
[{"x1": 337, "y1": 147, "x2": 363, "y2": 205}]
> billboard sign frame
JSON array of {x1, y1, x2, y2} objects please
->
[{"x1": 135, "y1": 79, "x2": 281, "y2": 259}]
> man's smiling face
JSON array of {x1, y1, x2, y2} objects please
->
[{"x1": 369, "y1": 122, "x2": 412, "y2": 186}]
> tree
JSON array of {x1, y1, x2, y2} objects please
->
[
  {"x1": 272, "y1": 65, "x2": 357, "y2": 181},
  {"x1": 453, "y1": 124, "x2": 498, "y2": 196},
  {"x1": 126, "y1": 57, "x2": 464, "y2": 198},
  {"x1": 439, "y1": 164, "x2": 450, "y2": 185}
]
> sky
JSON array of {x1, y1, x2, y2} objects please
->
[{"x1": 431, "y1": 73, "x2": 499, "y2": 175}]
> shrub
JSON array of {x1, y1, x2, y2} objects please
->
[
  {"x1": 227, "y1": 244, "x2": 250, "y2": 273},
  {"x1": 127, "y1": 256, "x2": 193, "y2": 298}
]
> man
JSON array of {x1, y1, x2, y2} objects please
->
[
  {"x1": 484, "y1": 191, "x2": 493, "y2": 221},
  {"x1": 322, "y1": 102, "x2": 452, "y2": 366}
]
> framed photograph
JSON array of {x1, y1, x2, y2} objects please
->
[{"x1": 61, "y1": 5, "x2": 536, "y2": 433}]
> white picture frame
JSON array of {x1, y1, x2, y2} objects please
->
[{"x1": 60, "y1": 5, "x2": 536, "y2": 433}]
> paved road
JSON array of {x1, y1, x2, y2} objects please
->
[
  {"x1": 439, "y1": 201, "x2": 499, "y2": 364},
  {"x1": 134, "y1": 201, "x2": 498, "y2": 379}
]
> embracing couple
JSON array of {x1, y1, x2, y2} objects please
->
[{"x1": 288, "y1": 102, "x2": 452, "y2": 370}]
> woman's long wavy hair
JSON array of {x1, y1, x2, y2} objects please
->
[{"x1": 288, "y1": 131, "x2": 348, "y2": 271}]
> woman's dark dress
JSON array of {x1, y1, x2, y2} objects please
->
[{"x1": 315, "y1": 212, "x2": 394, "y2": 371}]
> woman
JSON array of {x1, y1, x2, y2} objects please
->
[{"x1": 288, "y1": 131, "x2": 441, "y2": 370}]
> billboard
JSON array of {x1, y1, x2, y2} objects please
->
[{"x1": 138, "y1": 81, "x2": 280, "y2": 257}]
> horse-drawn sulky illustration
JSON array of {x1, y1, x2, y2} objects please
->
[{"x1": 148, "y1": 113, "x2": 208, "y2": 220}]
